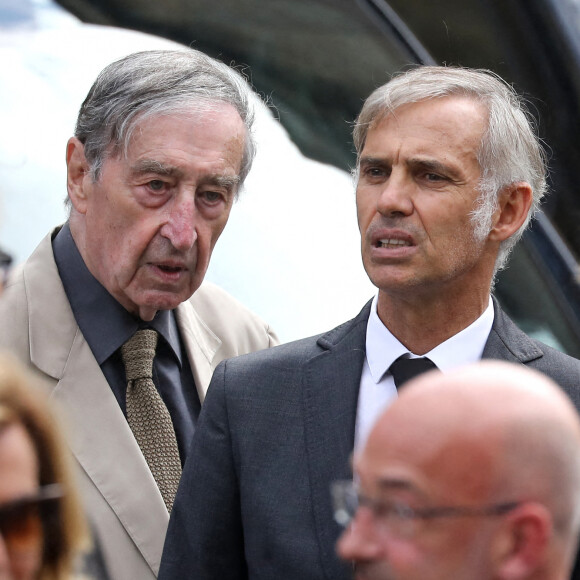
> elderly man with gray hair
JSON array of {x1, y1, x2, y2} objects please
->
[
  {"x1": 159, "y1": 66, "x2": 580, "y2": 580},
  {"x1": 0, "y1": 49, "x2": 277, "y2": 580}
]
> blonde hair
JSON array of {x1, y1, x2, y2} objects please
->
[{"x1": 0, "y1": 355, "x2": 88, "y2": 580}]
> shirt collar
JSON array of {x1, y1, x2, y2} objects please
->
[
  {"x1": 52, "y1": 223, "x2": 183, "y2": 365},
  {"x1": 365, "y1": 293, "x2": 494, "y2": 383}
]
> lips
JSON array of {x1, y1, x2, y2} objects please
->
[
  {"x1": 157, "y1": 264, "x2": 183, "y2": 273},
  {"x1": 369, "y1": 227, "x2": 415, "y2": 249},
  {"x1": 149, "y1": 261, "x2": 188, "y2": 281}
]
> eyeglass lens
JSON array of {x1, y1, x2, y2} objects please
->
[
  {"x1": 0, "y1": 501, "x2": 44, "y2": 552},
  {"x1": 0, "y1": 486, "x2": 61, "y2": 555}
]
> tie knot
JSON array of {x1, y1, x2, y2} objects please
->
[
  {"x1": 121, "y1": 329, "x2": 158, "y2": 381},
  {"x1": 390, "y1": 356, "x2": 438, "y2": 389}
]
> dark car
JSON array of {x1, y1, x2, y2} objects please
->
[{"x1": 53, "y1": 0, "x2": 580, "y2": 356}]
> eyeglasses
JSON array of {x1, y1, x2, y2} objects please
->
[
  {"x1": 0, "y1": 484, "x2": 63, "y2": 553},
  {"x1": 331, "y1": 480, "x2": 521, "y2": 538},
  {"x1": 0, "y1": 248, "x2": 12, "y2": 287}
]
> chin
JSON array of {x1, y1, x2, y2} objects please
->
[{"x1": 137, "y1": 292, "x2": 186, "y2": 314}]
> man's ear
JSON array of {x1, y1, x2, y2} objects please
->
[
  {"x1": 66, "y1": 137, "x2": 91, "y2": 214},
  {"x1": 492, "y1": 503, "x2": 552, "y2": 579},
  {"x1": 488, "y1": 182, "x2": 533, "y2": 243}
]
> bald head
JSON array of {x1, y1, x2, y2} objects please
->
[
  {"x1": 338, "y1": 362, "x2": 580, "y2": 580},
  {"x1": 396, "y1": 364, "x2": 580, "y2": 519}
]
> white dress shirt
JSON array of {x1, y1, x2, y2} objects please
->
[{"x1": 354, "y1": 294, "x2": 494, "y2": 452}]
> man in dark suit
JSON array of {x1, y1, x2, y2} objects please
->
[{"x1": 159, "y1": 66, "x2": 580, "y2": 580}]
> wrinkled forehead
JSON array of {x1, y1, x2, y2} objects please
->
[
  {"x1": 380, "y1": 92, "x2": 489, "y2": 125},
  {"x1": 110, "y1": 101, "x2": 247, "y2": 160},
  {"x1": 377, "y1": 96, "x2": 488, "y2": 135}
]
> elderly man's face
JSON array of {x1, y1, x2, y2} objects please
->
[
  {"x1": 356, "y1": 96, "x2": 494, "y2": 301},
  {"x1": 337, "y1": 407, "x2": 501, "y2": 580},
  {"x1": 68, "y1": 104, "x2": 245, "y2": 321}
]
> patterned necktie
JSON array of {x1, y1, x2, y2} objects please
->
[
  {"x1": 121, "y1": 329, "x2": 182, "y2": 512},
  {"x1": 389, "y1": 356, "x2": 438, "y2": 389}
]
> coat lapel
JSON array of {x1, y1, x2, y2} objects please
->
[
  {"x1": 302, "y1": 303, "x2": 370, "y2": 580},
  {"x1": 23, "y1": 232, "x2": 168, "y2": 574},
  {"x1": 175, "y1": 300, "x2": 222, "y2": 403},
  {"x1": 51, "y1": 332, "x2": 168, "y2": 572}
]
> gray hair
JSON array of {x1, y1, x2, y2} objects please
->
[
  {"x1": 74, "y1": 49, "x2": 256, "y2": 186},
  {"x1": 353, "y1": 66, "x2": 548, "y2": 273}
]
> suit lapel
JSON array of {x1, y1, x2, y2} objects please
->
[
  {"x1": 302, "y1": 303, "x2": 370, "y2": 580},
  {"x1": 175, "y1": 300, "x2": 221, "y2": 403},
  {"x1": 482, "y1": 298, "x2": 544, "y2": 363},
  {"x1": 24, "y1": 232, "x2": 168, "y2": 573}
]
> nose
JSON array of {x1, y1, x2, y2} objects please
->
[
  {"x1": 376, "y1": 171, "x2": 414, "y2": 218},
  {"x1": 160, "y1": 194, "x2": 198, "y2": 251},
  {"x1": 336, "y1": 508, "x2": 384, "y2": 563}
]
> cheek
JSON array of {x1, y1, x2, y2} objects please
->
[
  {"x1": 98, "y1": 229, "x2": 153, "y2": 289},
  {"x1": 356, "y1": 193, "x2": 371, "y2": 228},
  {"x1": 210, "y1": 222, "x2": 228, "y2": 248},
  {"x1": 207, "y1": 209, "x2": 233, "y2": 248},
  {"x1": 9, "y1": 543, "x2": 43, "y2": 580},
  {"x1": 422, "y1": 205, "x2": 474, "y2": 242}
]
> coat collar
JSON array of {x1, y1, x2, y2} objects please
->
[
  {"x1": 174, "y1": 302, "x2": 221, "y2": 402},
  {"x1": 24, "y1": 229, "x2": 79, "y2": 380},
  {"x1": 22, "y1": 228, "x2": 222, "y2": 574},
  {"x1": 483, "y1": 296, "x2": 544, "y2": 362}
]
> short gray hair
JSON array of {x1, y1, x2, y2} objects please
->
[
  {"x1": 353, "y1": 66, "x2": 548, "y2": 273},
  {"x1": 74, "y1": 49, "x2": 256, "y2": 185}
]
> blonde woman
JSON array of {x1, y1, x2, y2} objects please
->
[{"x1": 0, "y1": 356, "x2": 90, "y2": 579}]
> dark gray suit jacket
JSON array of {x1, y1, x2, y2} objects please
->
[{"x1": 159, "y1": 299, "x2": 580, "y2": 580}]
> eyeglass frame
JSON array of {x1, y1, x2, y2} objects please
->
[{"x1": 331, "y1": 479, "x2": 522, "y2": 538}]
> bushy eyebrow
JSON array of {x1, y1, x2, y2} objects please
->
[
  {"x1": 359, "y1": 156, "x2": 388, "y2": 169},
  {"x1": 406, "y1": 158, "x2": 463, "y2": 180},
  {"x1": 131, "y1": 160, "x2": 240, "y2": 191},
  {"x1": 201, "y1": 174, "x2": 241, "y2": 190},
  {"x1": 131, "y1": 159, "x2": 183, "y2": 178},
  {"x1": 359, "y1": 155, "x2": 464, "y2": 181}
]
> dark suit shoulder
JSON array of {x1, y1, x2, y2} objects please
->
[
  {"x1": 524, "y1": 338, "x2": 580, "y2": 407},
  {"x1": 213, "y1": 300, "x2": 371, "y2": 375},
  {"x1": 485, "y1": 301, "x2": 580, "y2": 410}
]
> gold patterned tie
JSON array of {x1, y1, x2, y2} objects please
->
[{"x1": 121, "y1": 329, "x2": 182, "y2": 512}]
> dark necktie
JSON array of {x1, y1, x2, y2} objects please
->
[
  {"x1": 389, "y1": 356, "x2": 438, "y2": 389},
  {"x1": 121, "y1": 329, "x2": 182, "y2": 512}
]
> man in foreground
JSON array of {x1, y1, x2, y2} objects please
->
[
  {"x1": 0, "y1": 49, "x2": 277, "y2": 579},
  {"x1": 159, "y1": 66, "x2": 580, "y2": 579},
  {"x1": 336, "y1": 361, "x2": 580, "y2": 580}
]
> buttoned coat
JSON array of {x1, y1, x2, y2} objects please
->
[
  {"x1": 0, "y1": 229, "x2": 278, "y2": 580},
  {"x1": 159, "y1": 299, "x2": 580, "y2": 580}
]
